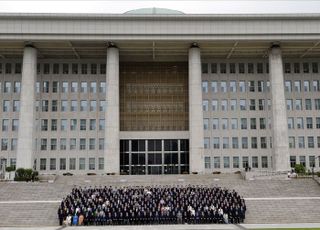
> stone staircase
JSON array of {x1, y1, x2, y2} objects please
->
[{"x1": 0, "y1": 175, "x2": 319, "y2": 227}]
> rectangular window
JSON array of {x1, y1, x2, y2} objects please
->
[
  {"x1": 100, "y1": 64, "x2": 106, "y2": 74},
  {"x1": 1, "y1": 138, "x2": 8, "y2": 151},
  {"x1": 214, "y1": 157, "x2": 220, "y2": 168},
  {"x1": 299, "y1": 156, "x2": 306, "y2": 167},
  {"x1": 230, "y1": 63, "x2": 236, "y2": 73},
  {"x1": 231, "y1": 118, "x2": 238, "y2": 130},
  {"x1": 62, "y1": 63, "x2": 69, "y2": 74},
  {"x1": 260, "y1": 137, "x2": 267, "y2": 149},
  {"x1": 294, "y1": 81, "x2": 301, "y2": 92},
  {"x1": 203, "y1": 118, "x2": 209, "y2": 130},
  {"x1": 53, "y1": 63, "x2": 59, "y2": 74},
  {"x1": 295, "y1": 99, "x2": 302, "y2": 110},
  {"x1": 50, "y1": 158, "x2": 56, "y2": 170},
  {"x1": 240, "y1": 99, "x2": 246, "y2": 111},
  {"x1": 213, "y1": 137, "x2": 220, "y2": 149},
  {"x1": 223, "y1": 137, "x2": 229, "y2": 149},
  {"x1": 287, "y1": 117, "x2": 294, "y2": 129},
  {"x1": 309, "y1": 156, "x2": 315, "y2": 167},
  {"x1": 89, "y1": 138, "x2": 95, "y2": 150},
  {"x1": 40, "y1": 158, "x2": 47, "y2": 170},
  {"x1": 304, "y1": 80, "x2": 310, "y2": 92},
  {"x1": 250, "y1": 118, "x2": 256, "y2": 129},
  {"x1": 294, "y1": 63, "x2": 300, "y2": 73},
  {"x1": 51, "y1": 119, "x2": 57, "y2": 131},
  {"x1": 297, "y1": 117, "x2": 304, "y2": 129},
  {"x1": 308, "y1": 136, "x2": 314, "y2": 148},
  {"x1": 60, "y1": 138, "x2": 67, "y2": 150},
  {"x1": 248, "y1": 63, "x2": 254, "y2": 74},
  {"x1": 201, "y1": 63, "x2": 208, "y2": 73},
  {"x1": 257, "y1": 81, "x2": 264, "y2": 92},
  {"x1": 71, "y1": 81, "x2": 78, "y2": 93},
  {"x1": 303, "y1": 62, "x2": 309, "y2": 73},
  {"x1": 220, "y1": 63, "x2": 226, "y2": 74},
  {"x1": 81, "y1": 82, "x2": 88, "y2": 93},
  {"x1": 306, "y1": 117, "x2": 313, "y2": 129},
  {"x1": 298, "y1": 136, "x2": 305, "y2": 148},
  {"x1": 221, "y1": 100, "x2": 228, "y2": 111},
  {"x1": 12, "y1": 119, "x2": 19, "y2": 131},
  {"x1": 99, "y1": 82, "x2": 106, "y2": 93},
  {"x1": 316, "y1": 117, "x2": 320, "y2": 129},
  {"x1": 91, "y1": 64, "x2": 97, "y2": 74},
  {"x1": 98, "y1": 157, "x2": 104, "y2": 170},
  {"x1": 252, "y1": 156, "x2": 258, "y2": 168},
  {"x1": 89, "y1": 158, "x2": 95, "y2": 170},
  {"x1": 80, "y1": 138, "x2": 86, "y2": 150},
  {"x1": 79, "y1": 158, "x2": 86, "y2": 170},
  {"x1": 211, "y1": 81, "x2": 218, "y2": 93},
  {"x1": 204, "y1": 156, "x2": 211, "y2": 169},
  {"x1": 241, "y1": 118, "x2": 247, "y2": 130},
  {"x1": 248, "y1": 81, "x2": 255, "y2": 92},
  {"x1": 249, "y1": 99, "x2": 255, "y2": 111},
  {"x1": 232, "y1": 137, "x2": 239, "y2": 149},
  {"x1": 80, "y1": 119, "x2": 86, "y2": 131},
  {"x1": 99, "y1": 119, "x2": 105, "y2": 130},
  {"x1": 80, "y1": 100, "x2": 87, "y2": 112},
  {"x1": 257, "y1": 63, "x2": 263, "y2": 73},
  {"x1": 89, "y1": 119, "x2": 96, "y2": 130},
  {"x1": 69, "y1": 158, "x2": 76, "y2": 170},
  {"x1": 220, "y1": 81, "x2": 227, "y2": 93},
  {"x1": 312, "y1": 62, "x2": 318, "y2": 73},
  {"x1": 70, "y1": 138, "x2": 76, "y2": 150},
  {"x1": 61, "y1": 119, "x2": 67, "y2": 131},
  {"x1": 211, "y1": 63, "x2": 217, "y2": 73},
  {"x1": 242, "y1": 156, "x2": 249, "y2": 168},
  {"x1": 204, "y1": 138, "x2": 210, "y2": 149},
  {"x1": 239, "y1": 81, "x2": 246, "y2": 92},
  {"x1": 51, "y1": 138, "x2": 57, "y2": 150},
  {"x1": 60, "y1": 158, "x2": 66, "y2": 170},
  {"x1": 71, "y1": 100, "x2": 77, "y2": 112},
  {"x1": 81, "y1": 64, "x2": 88, "y2": 74},
  {"x1": 290, "y1": 156, "x2": 296, "y2": 168},
  {"x1": 90, "y1": 100, "x2": 97, "y2": 112},
  {"x1": 72, "y1": 63, "x2": 78, "y2": 74},
  {"x1": 62, "y1": 81, "x2": 68, "y2": 93},
  {"x1": 289, "y1": 136, "x2": 295, "y2": 148},
  {"x1": 211, "y1": 100, "x2": 218, "y2": 111},
  {"x1": 251, "y1": 137, "x2": 257, "y2": 149},
  {"x1": 224, "y1": 156, "x2": 230, "y2": 168},
  {"x1": 262, "y1": 156, "x2": 268, "y2": 168},
  {"x1": 41, "y1": 138, "x2": 47, "y2": 151},
  {"x1": 61, "y1": 100, "x2": 68, "y2": 112},
  {"x1": 52, "y1": 81, "x2": 59, "y2": 93},
  {"x1": 284, "y1": 63, "x2": 291, "y2": 73},
  {"x1": 239, "y1": 63, "x2": 245, "y2": 73},
  {"x1": 233, "y1": 156, "x2": 239, "y2": 168},
  {"x1": 202, "y1": 81, "x2": 208, "y2": 93},
  {"x1": 230, "y1": 99, "x2": 237, "y2": 111},
  {"x1": 315, "y1": 99, "x2": 320, "y2": 110},
  {"x1": 202, "y1": 100, "x2": 208, "y2": 111},
  {"x1": 99, "y1": 138, "x2": 104, "y2": 150},
  {"x1": 305, "y1": 99, "x2": 312, "y2": 110}
]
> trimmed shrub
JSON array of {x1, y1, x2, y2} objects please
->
[
  {"x1": 316, "y1": 171, "x2": 320, "y2": 177},
  {"x1": 294, "y1": 164, "x2": 306, "y2": 174},
  {"x1": 14, "y1": 168, "x2": 39, "y2": 181},
  {"x1": 5, "y1": 166, "x2": 15, "y2": 172}
]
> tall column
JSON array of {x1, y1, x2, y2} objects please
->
[
  {"x1": 269, "y1": 44, "x2": 290, "y2": 172},
  {"x1": 16, "y1": 45, "x2": 37, "y2": 169},
  {"x1": 188, "y1": 43, "x2": 204, "y2": 174},
  {"x1": 105, "y1": 45, "x2": 120, "y2": 174}
]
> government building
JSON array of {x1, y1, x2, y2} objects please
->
[{"x1": 0, "y1": 8, "x2": 319, "y2": 175}]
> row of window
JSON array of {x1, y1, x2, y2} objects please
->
[
  {"x1": 290, "y1": 155, "x2": 319, "y2": 168},
  {"x1": 37, "y1": 119, "x2": 105, "y2": 132},
  {"x1": 201, "y1": 62, "x2": 319, "y2": 74},
  {"x1": 285, "y1": 80, "x2": 320, "y2": 93},
  {"x1": 0, "y1": 81, "x2": 106, "y2": 94},
  {"x1": 204, "y1": 117, "x2": 270, "y2": 130},
  {"x1": 287, "y1": 117, "x2": 320, "y2": 129},
  {"x1": 288, "y1": 136, "x2": 320, "y2": 149},
  {"x1": 1, "y1": 138, "x2": 105, "y2": 151},
  {"x1": 204, "y1": 156, "x2": 269, "y2": 169},
  {"x1": 202, "y1": 80, "x2": 320, "y2": 94},
  {"x1": 286, "y1": 99, "x2": 320, "y2": 111},
  {"x1": 202, "y1": 99, "x2": 271, "y2": 112},
  {"x1": 204, "y1": 136, "x2": 271, "y2": 149},
  {"x1": 0, "y1": 100, "x2": 106, "y2": 113},
  {"x1": 0, "y1": 63, "x2": 106, "y2": 75},
  {"x1": 38, "y1": 157, "x2": 104, "y2": 171},
  {"x1": 202, "y1": 80, "x2": 270, "y2": 93}
]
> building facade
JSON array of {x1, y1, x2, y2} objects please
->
[{"x1": 0, "y1": 9, "x2": 320, "y2": 174}]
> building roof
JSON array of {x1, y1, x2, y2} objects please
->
[{"x1": 124, "y1": 8, "x2": 184, "y2": 15}]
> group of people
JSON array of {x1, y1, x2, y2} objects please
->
[{"x1": 58, "y1": 185, "x2": 246, "y2": 226}]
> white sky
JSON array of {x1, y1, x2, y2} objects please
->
[{"x1": 0, "y1": 0, "x2": 320, "y2": 14}]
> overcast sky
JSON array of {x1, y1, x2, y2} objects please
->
[{"x1": 1, "y1": 0, "x2": 320, "y2": 14}]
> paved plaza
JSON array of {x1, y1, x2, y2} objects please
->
[{"x1": 0, "y1": 174, "x2": 320, "y2": 227}]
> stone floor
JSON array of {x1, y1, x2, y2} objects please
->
[{"x1": 0, "y1": 174, "x2": 319, "y2": 227}]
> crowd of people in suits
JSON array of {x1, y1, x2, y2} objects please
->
[{"x1": 58, "y1": 185, "x2": 246, "y2": 226}]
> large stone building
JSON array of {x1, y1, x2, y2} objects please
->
[{"x1": 0, "y1": 8, "x2": 319, "y2": 175}]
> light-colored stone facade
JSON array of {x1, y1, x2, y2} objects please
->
[{"x1": 0, "y1": 11, "x2": 320, "y2": 174}]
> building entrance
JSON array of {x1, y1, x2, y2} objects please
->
[{"x1": 120, "y1": 139, "x2": 189, "y2": 175}]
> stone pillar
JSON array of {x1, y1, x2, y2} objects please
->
[
  {"x1": 105, "y1": 45, "x2": 120, "y2": 174},
  {"x1": 269, "y1": 45, "x2": 290, "y2": 172},
  {"x1": 16, "y1": 45, "x2": 37, "y2": 169},
  {"x1": 188, "y1": 44, "x2": 204, "y2": 174}
]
